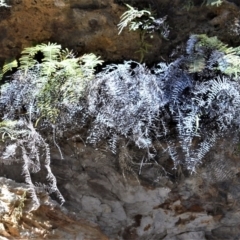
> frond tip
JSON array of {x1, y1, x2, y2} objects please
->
[
  {"x1": 118, "y1": 4, "x2": 153, "y2": 34},
  {"x1": 2, "y1": 60, "x2": 18, "y2": 76},
  {"x1": 0, "y1": 0, "x2": 10, "y2": 7}
]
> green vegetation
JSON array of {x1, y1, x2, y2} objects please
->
[
  {"x1": 0, "y1": 43, "x2": 103, "y2": 208},
  {"x1": 2, "y1": 43, "x2": 103, "y2": 123},
  {"x1": 206, "y1": 0, "x2": 223, "y2": 6},
  {"x1": 186, "y1": 34, "x2": 240, "y2": 79},
  {"x1": 117, "y1": 4, "x2": 154, "y2": 34},
  {"x1": 1, "y1": 29, "x2": 240, "y2": 209},
  {"x1": 118, "y1": 4, "x2": 169, "y2": 62}
]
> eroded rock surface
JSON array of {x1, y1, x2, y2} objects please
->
[
  {"x1": 47, "y1": 139, "x2": 240, "y2": 240},
  {"x1": 1, "y1": 136, "x2": 240, "y2": 239},
  {"x1": 0, "y1": 0, "x2": 155, "y2": 64},
  {"x1": 0, "y1": 177, "x2": 108, "y2": 239},
  {"x1": 1, "y1": 0, "x2": 240, "y2": 239},
  {"x1": 0, "y1": 0, "x2": 240, "y2": 66}
]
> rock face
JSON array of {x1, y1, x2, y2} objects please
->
[
  {"x1": 0, "y1": 0, "x2": 240, "y2": 65},
  {"x1": 0, "y1": 177, "x2": 108, "y2": 239},
  {"x1": 1, "y1": 0, "x2": 240, "y2": 239},
  {"x1": 47, "y1": 138, "x2": 240, "y2": 240},
  {"x1": 0, "y1": 0, "x2": 162, "y2": 65},
  {"x1": 2, "y1": 136, "x2": 240, "y2": 239}
]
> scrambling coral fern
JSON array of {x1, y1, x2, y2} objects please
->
[
  {"x1": 87, "y1": 61, "x2": 165, "y2": 154},
  {"x1": 0, "y1": 43, "x2": 102, "y2": 208},
  {"x1": 87, "y1": 35, "x2": 240, "y2": 172},
  {"x1": 1, "y1": 34, "x2": 240, "y2": 207}
]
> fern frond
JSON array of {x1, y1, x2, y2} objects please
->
[
  {"x1": 41, "y1": 60, "x2": 58, "y2": 76},
  {"x1": 42, "y1": 138, "x2": 65, "y2": 205},
  {"x1": 188, "y1": 55, "x2": 205, "y2": 73},
  {"x1": 18, "y1": 43, "x2": 61, "y2": 75},
  {"x1": 19, "y1": 55, "x2": 38, "y2": 75},
  {"x1": 207, "y1": 0, "x2": 223, "y2": 6},
  {"x1": 195, "y1": 34, "x2": 228, "y2": 52},
  {"x1": 2, "y1": 143, "x2": 17, "y2": 159},
  {"x1": 187, "y1": 133, "x2": 217, "y2": 172},
  {"x1": 21, "y1": 144, "x2": 40, "y2": 210},
  {"x1": 118, "y1": 4, "x2": 152, "y2": 34},
  {"x1": 80, "y1": 53, "x2": 103, "y2": 71},
  {"x1": 218, "y1": 54, "x2": 240, "y2": 78},
  {"x1": 0, "y1": 0, "x2": 10, "y2": 7},
  {"x1": 38, "y1": 42, "x2": 61, "y2": 62},
  {"x1": 0, "y1": 120, "x2": 18, "y2": 141},
  {"x1": 58, "y1": 58, "x2": 80, "y2": 76},
  {"x1": 60, "y1": 48, "x2": 75, "y2": 60},
  {"x1": 2, "y1": 60, "x2": 18, "y2": 75}
]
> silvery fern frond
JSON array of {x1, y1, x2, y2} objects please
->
[
  {"x1": 0, "y1": 0, "x2": 10, "y2": 7},
  {"x1": 118, "y1": 4, "x2": 152, "y2": 34},
  {"x1": 207, "y1": 0, "x2": 223, "y2": 6},
  {"x1": 2, "y1": 143, "x2": 17, "y2": 159},
  {"x1": 87, "y1": 61, "x2": 165, "y2": 153}
]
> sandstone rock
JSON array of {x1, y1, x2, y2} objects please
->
[
  {"x1": 0, "y1": 0, "x2": 239, "y2": 67},
  {"x1": 1, "y1": 0, "x2": 240, "y2": 239},
  {"x1": 0, "y1": 177, "x2": 108, "y2": 239}
]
